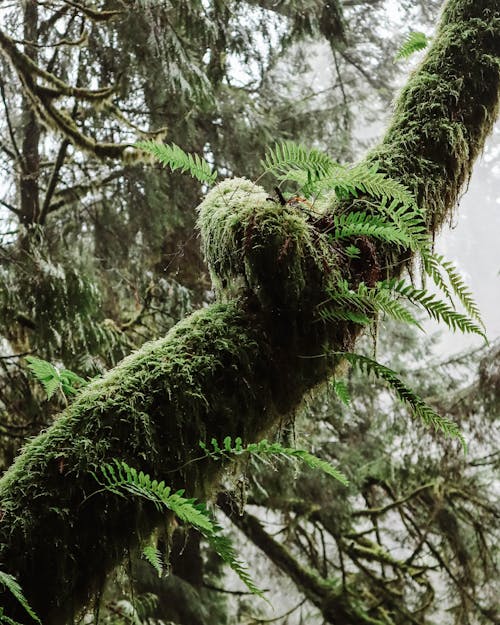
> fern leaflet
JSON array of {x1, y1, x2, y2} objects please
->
[
  {"x1": 332, "y1": 379, "x2": 351, "y2": 405},
  {"x1": 379, "y1": 279, "x2": 485, "y2": 338},
  {"x1": 25, "y1": 356, "x2": 87, "y2": 400},
  {"x1": 137, "y1": 141, "x2": 217, "y2": 185},
  {"x1": 200, "y1": 437, "x2": 349, "y2": 486},
  {"x1": 395, "y1": 31, "x2": 429, "y2": 60},
  {"x1": 261, "y1": 141, "x2": 336, "y2": 187},
  {"x1": 96, "y1": 461, "x2": 265, "y2": 598},
  {"x1": 423, "y1": 254, "x2": 484, "y2": 325},
  {"x1": 320, "y1": 280, "x2": 421, "y2": 328},
  {"x1": 142, "y1": 544, "x2": 163, "y2": 578},
  {"x1": 335, "y1": 352, "x2": 466, "y2": 451},
  {"x1": 328, "y1": 212, "x2": 415, "y2": 249},
  {"x1": 316, "y1": 163, "x2": 416, "y2": 207},
  {"x1": 0, "y1": 571, "x2": 41, "y2": 624}
]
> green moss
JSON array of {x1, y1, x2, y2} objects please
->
[
  {"x1": 197, "y1": 178, "x2": 338, "y2": 312},
  {"x1": 0, "y1": 1, "x2": 498, "y2": 621},
  {"x1": 368, "y1": 10, "x2": 499, "y2": 231}
]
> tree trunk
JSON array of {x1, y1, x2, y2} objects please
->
[
  {"x1": 0, "y1": 0, "x2": 498, "y2": 622},
  {"x1": 19, "y1": 0, "x2": 40, "y2": 226}
]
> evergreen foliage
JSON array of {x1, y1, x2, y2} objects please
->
[{"x1": 141, "y1": 545, "x2": 163, "y2": 579}]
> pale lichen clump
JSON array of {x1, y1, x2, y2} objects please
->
[{"x1": 197, "y1": 178, "x2": 338, "y2": 313}]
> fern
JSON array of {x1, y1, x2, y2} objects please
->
[
  {"x1": 25, "y1": 356, "x2": 87, "y2": 400},
  {"x1": 97, "y1": 460, "x2": 214, "y2": 532},
  {"x1": 207, "y1": 532, "x2": 266, "y2": 599},
  {"x1": 96, "y1": 460, "x2": 265, "y2": 598},
  {"x1": 378, "y1": 198, "x2": 430, "y2": 253},
  {"x1": 395, "y1": 31, "x2": 429, "y2": 60},
  {"x1": 423, "y1": 254, "x2": 484, "y2": 325},
  {"x1": 261, "y1": 141, "x2": 336, "y2": 190},
  {"x1": 328, "y1": 211, "x2": 416, "y2": 249},
  {"x1": 136, "y1": 141, "x2": 217, "y2": 185},
  {"x1": 335, "y1": 352, "x2": 466, "y2": 452},
  {"x1": 316, "y1": 162, "x2": 416, "y2": 207},
  {"x1": 0, "y1": 571, "x2": 41, "y2": 625},
  {"x1": 320, "y1": 280, "x2": 421, "y2": 328},
  {"x1": 200, "y1": 437, "x2": 349, "y2": 486},
  {"x1": 379, "y1": 279, "x2": 485, "y2": 338},
  {"x1": 142, "y1": 544, "x2": 163, "y2": 578},
  {"x1": 332, "y1": 379, "x2": 351, "y2": 405}
]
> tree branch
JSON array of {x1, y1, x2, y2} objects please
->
[{"x1": 0, "y1": 1, "x2": 498, "y2": 622}]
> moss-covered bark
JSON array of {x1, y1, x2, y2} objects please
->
[{"x1": 0, "y1": 0, "x2": 498, "y2": 622}]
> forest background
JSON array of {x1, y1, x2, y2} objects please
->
[{"x1": 0, "y1": 1, "x2": 498, "y2": 624}]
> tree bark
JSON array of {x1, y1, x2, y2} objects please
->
[
  {"x1": 0, "y1": 0, "x2": 498, "y2": 622},
  {"x1": 19, "y1": 0, "x2": 41, "y2": 226}
]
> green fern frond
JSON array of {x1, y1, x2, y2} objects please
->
[
  {"x1": 136, "y1": 141, "x2": 217, "y2": 185},
  {"x1": 317, "y1": 163, "x2": 416, "y2": 207},
  {"x1": 378, "y1": 199, "x2": 430, "y2": 253},
  {"x1": 335, "y1": 352, "x2": 466, "y2": 451},
  {"x1": 318, "y1": 307, "x2": 372, "y2": 325},
  {"x1": 321, "y1": 281, "x2": 421, "y2": 328},
  {"x1": 97, "y1": 460, "x2": 214, "y2": 532},
  {"x1": 332, "y1": 379, "x2": 351, "y2": 405},
  {"x1": 96, "y1": 461, "x2": 264, "y2": 597},
  {"x1": 0, "y1": 571, "x2": 41, "y2": 624},
  {"x1": 142, "y1": 544, "x2": 163, "y2": 578},
  {"x1": 25, "y1": 356, "x2": 60, "y2": 400},
  {"x1": 424, "y1": 254, "x2": 483, "y2": 325},
  {"x1": 208, "y1": 533, "x2": 267, "y2": 600},
  {"x1": 380, "y1": 279, "x2": 485, "y2": 338},
  {"x1": 25, "y1": 356, "x2": 87, "y2": 400},
  {"x1": 328, "y1": 211, "x2": 415, "y2": 248},
  {"x1": 261, "y1": 141, "x2": 336, "y2": 186},
  {"x1": 200, "y1": 438, "x2": 349, "y2": 486},
  {"x1": 395, "y1": 31, "x2": 429, "y2": 60}
]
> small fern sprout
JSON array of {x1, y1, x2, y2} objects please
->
[
  {"x1": 25, "y1": 356, "x2": 88, "y2": 402},
  {"x1": 395, "y1": 31, "x2": 429, "y2": 61}
]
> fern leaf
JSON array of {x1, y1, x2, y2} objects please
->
[
  {"x1": 25, "y1": 356, "x2": 61, "y2": 400},
  {"x1": 329, "y1": 212, "x2": 414, "y2": 248},
  {"x1": 317, "y1": 163, "x2": 416, "y2": 208},
  {"x1": 207, "y1": 533, "x2": 267, "y2": 600},
  {"x1": 321, "y1": 281, "x2": 421, "y2": 328},
  {"x1": 96, "y1": 461, "x2": 264, "y2": 598},
  {"x1": 336, "y1": 352, "x2": 466, "y2": 451},
  {"x1": 142, "y1": 544, "x2": 163, "y2": 578},
  {"x1": 0, "y1": 571, "x2": 41, "y2": 624},
  {"x1": 332, "y1": 379, "x2": 351, "y2": 405},
  {"x1": 137, "y1": 141, "x2": 217, "y2": 185},
  {"x1": 261, "y1": 141, "x2": 336, "y2": 185},
  {"x1": 201, "y1": 438, "x2": 349, "y2": 486},
  {"x1": 380, "y1": 279, "x2": 485, "y2": 338},
  {"x1": 395, "y1": 31, "x2": 429, "y2": 60},
  {"x1": 424, "y1": 254, "x2": 484, "y2": 326},
  {"x1": 378, "y1": 199, "x2": 430, "y2": 253}
]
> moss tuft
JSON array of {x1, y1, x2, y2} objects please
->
[{"x1": 197, "y1": 178, "x2": 339, "y2": 314}]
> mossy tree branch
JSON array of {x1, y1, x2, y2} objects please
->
[{"x1": 0, "y1": 0, "x2": 498, "y2": 622}]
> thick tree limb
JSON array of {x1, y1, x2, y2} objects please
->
[{"x1": 0, "y1": 0, "x2": 498, "y2": 623}]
